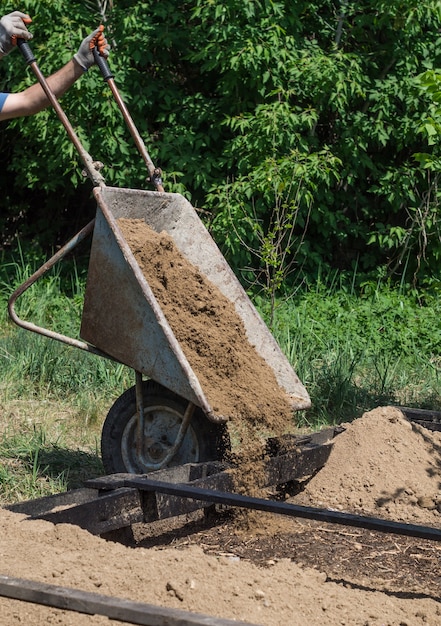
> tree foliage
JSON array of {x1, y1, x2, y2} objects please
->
[{"x1": 1, "y1": 0, "x2": 440, "y2": 288}]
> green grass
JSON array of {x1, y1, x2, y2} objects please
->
[
  {"x1": 0, "y1": 419, "x2": 104, "y2": 503},
  {"x1": 0, "y1": 250, "x2": 131, "y2": 503},
  {"x1": 256, "y1": 280, "x2": 441, "y2": 428},
  {"x1": 2, "y1": 249, "x2": 441, "y2": 502}
]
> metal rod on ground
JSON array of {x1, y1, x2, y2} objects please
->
[
  {"x1": 126, "y1": 476, "x2": 441, "y2": 542},
  {"x1": 0, "y1": 575, "x2": 259, "y2": 626},
  {"x1": 17, "y1": 40, "x2": 105, "y2": 187},
  {"x1": 93, "y1": 48, "x2": 165, "y2": 192}
]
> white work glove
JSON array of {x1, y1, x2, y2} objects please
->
[
  {"x1": 73, "y1": 25, "x2": 109, "y2": 71},
  {"x1": 0, "y1": 11, "x2": 33, "y2": 58}
]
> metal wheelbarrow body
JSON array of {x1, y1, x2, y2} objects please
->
[
  {"x1": 9, "y1": 39, "x2": 310, "y2": 476},
  {"x1": 81, "y1": 186, "x2": 310, "y2": 420},
  {"x1": 81, "y1": 186, "x2": 310, "y2": 474}
]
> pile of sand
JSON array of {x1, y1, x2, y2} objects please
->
[
  {"x1": 1, "y1": 407, "x2": 441, "y2": 624},
  {"x1": 293, "y1": 406, "x2": 441, "y2": 527}
]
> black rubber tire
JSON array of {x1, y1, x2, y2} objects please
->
[{"x1": 101, "y1": 380, "x2": 230, "y2": 474}]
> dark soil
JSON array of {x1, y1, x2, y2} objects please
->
[{"x1": 124, "y1": 500, "x2": 441, "y2": 599}]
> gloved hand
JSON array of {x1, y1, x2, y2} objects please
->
[
  {"x1": 0, "y1": 11, "x2": 32, "y2": 58},
  {"x1": 73, "y1": 25, "x2": 109, "y2": 71}
]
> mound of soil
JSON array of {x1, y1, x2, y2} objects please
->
[
  {"x1": 1, "y1": 406, "x2": 441, "y2": 625},
  {"x1": 295, "y1": 405, "x2": 441, "y2": 527}
]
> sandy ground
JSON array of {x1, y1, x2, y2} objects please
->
[{"x1": 1, "y1": 406, "x2": 441, "y2": 625}]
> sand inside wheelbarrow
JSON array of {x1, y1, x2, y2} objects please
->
[{"x1": 117, "y1": 217, "x2": 295, "y2": 439}]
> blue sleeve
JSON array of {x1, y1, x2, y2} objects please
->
[{"x1": 0, "y1": 92, "x2": 9, "y2": 112}]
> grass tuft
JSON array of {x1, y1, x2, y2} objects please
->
[{"x1": 258, "y1": 281, "x2": 441, "y2": 428}]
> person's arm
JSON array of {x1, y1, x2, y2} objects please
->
[
  {"x1": 0, "y1": 25, "x2": 108, "y2": 121},
  {"x1": 0, "y1": 58, "x2": 83, "y2": 120}
]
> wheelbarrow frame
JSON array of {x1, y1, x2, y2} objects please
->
[
  {"x1": 7, "y1": 225, "x2": 205, "y2": 472},
  {"x1": 7, "y1": 218, "x2": 104, "y2": 358},
  {"x1": 8, "y1": 37, "x2": 310, "y2": 473}
]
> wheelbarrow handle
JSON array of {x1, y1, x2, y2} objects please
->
[
  {"x1": 15, "y1": 38, "x2": 105, "y2": 187},
  {"x1": 92, "y1": 46, "x2": 113, "y2": 81},
  {"x1": 92, "y1": 46, "x2": 164, "y2": 192},
  {"x1": 17, "y1": 38, "x2": 35, "y2": 64}
]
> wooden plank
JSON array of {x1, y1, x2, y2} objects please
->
[
  {"x1": 263, "y1": 441, "x2": 333, "y2": 485},
  {"x1": 396, "y1": 406, "x2": 441, "y2": 431},
  {"x1": 139, "y1": 443, "x2": 333, "y2": 520},
  {"x1": 412, "y1": 420, "x2": 441, "y2": 432},
  {"x1": 4, "y1": 432, "x2": 340, "y2": 534},
  {"x1": 86, "y1": 462, "x2": 228, "y2": 492},
  {"x1": 149, "y1": 471, "x2": 234, "y2": 520},
  {"x1": 6, "y1": 488, "x2": 97, "y2": 517},
  {"x1": 0, "y1": 575, "x2": 259, "y2": 626},
  {"x1": 396, "y1": 405, "x2": 441, "y2": 422},
  {"x1": 33, "y1": 487, "x2": 144, "y2": 534},
  {"x1": 265, "y1": 426, "x2": 342, "y2": 453},
  {"x1": 94, "y1": 442, "x2": 333, "y2": 522}
]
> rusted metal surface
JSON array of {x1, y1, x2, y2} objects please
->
[
  {"x1": 80, "y1": 186, "x2": 311, "y2": 421},
  {"x1": 7, "y1": 429, "x2": 338, "y2": 532}
]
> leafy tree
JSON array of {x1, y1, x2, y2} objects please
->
[{"x1": 0, "y1": 0, "x2": 440, "y2": 290}]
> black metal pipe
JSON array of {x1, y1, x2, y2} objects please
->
[{"x1": 126, "y1": 476, "x2": 441, "y2": 542}]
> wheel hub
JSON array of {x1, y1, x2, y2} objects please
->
[
  {"x1": 144, "y1": 438, "x2": 169, "y2": 461},
  {"x1": 121, "y1": 404, "x2": 199, "y2": 472}
]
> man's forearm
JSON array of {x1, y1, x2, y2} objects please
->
[
  {"x1": 0, "y1": 58, "x2": 84, "y2": 120},
  {"x1": 22, "y1": 58, "x2": 84, "y2": 112}
]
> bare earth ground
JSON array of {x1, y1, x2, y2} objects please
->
[{"x1": 1, "y1": 406, "x2": 441, "y2": 625}]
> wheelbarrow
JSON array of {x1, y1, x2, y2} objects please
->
[{"x1": 8, "y1": 40, "x2": 311, "y2": 475}]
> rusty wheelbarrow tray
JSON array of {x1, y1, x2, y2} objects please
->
[
  {"x1": 81, "y1": 185, "x2": 311, "y2": 419},
  {"x1": 8, "y1": 39, "x2": 310, "y2": 475}
]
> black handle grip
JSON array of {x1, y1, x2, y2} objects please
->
[
  {"x1": 17, "y1": 38, "x2": 36, "y2": 65},
  {"x1": 92, "y1": 47, "x2": 113, "y2": 81}
]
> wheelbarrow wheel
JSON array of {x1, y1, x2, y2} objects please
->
[{"x1": 101, "y1": 380, "x2": 230, "y2": 474}]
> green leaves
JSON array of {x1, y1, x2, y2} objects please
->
[{"x1": 1, "y1": 0, "x2": 441, "y2": 287}]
